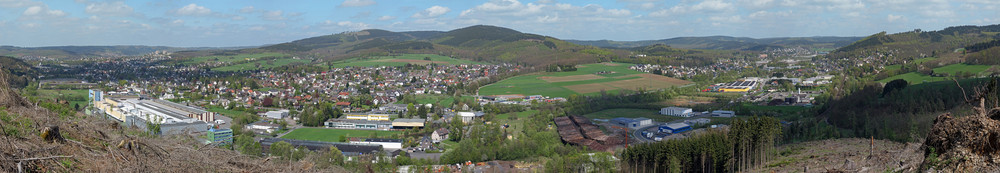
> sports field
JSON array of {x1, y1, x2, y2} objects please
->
[
  {"x1": 328, "y1": 54, "x2": 488, "y2": 68},
  {"x1": 478, "y1": 62, "x2": 692, "y2": 98},
  {"x1": 280, "y1": 128, "x2": 402, "y2": 142}
]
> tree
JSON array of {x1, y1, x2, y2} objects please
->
[
  {"x1": 881, "y1": 79, "x2": 908, "y2": 97},
  {"x1": 262, "y1": 97, "x2": 274, "y2": 107},
  {"x1": 291, "y1": 146, "x2": 309, "y2": 161},
  {"x1": 270, "y1": 141, "x2": 293, "y2": 160},
  {"x1": 314, "y1": 146, "x2": 344, "y2": 168}
]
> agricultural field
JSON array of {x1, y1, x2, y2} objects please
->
[
  {"x1": 327, "y1": 54, "x2": 488, "y2": 68},
  {"x1": 280, "y1": 128, "x2": 402, "y2": 142},
  {"x1": 404, "y1": 95, "x2": 475, "y2": 108},
  {"x1": 878, "y1": 63, "x2": 992, "y2": 84},
  {"x1": 479, "y1": 62, "x2": 693, "y2": 98},
  {"x1": 181, "y1": 52, "x2": 289, "y2": 65},
  {"x1": 211, "y1": 58, "x2": 312, "y2": 72},
  {"x1": 582, "y1": 108, "x2": 684, "y2": 123}
]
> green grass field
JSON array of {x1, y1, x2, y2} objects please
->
[
  {"x1": 280, "y1": 128, "x2": 402, "y2": 142},
  {"x1": 479, "y1": 62, "x2": 689, "y2": 98},
  {"x1": 205, "y1": 106, "x2": 252, "y2": 118},
  {"x1": 582, "y1": 108, "x2": 684, "y2": 123},
  {"x1": 183, "y1": 53, "x2": 289, "y2": 65},
  {"x1": 36, "y1": 89, "x2": 89, "y2": 108},
  {"x1": 212, "y1": 58, "x2": 312, "y2": 72},
  {"x1": 327, "y1": 54, "x2": 488, "y2": 68},
  {"x1": 878, "y1": 63, "x2": 992, "y2": 84}
]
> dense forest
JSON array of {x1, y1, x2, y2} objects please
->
[{"x1": 621, "y1": 116, "x2": 781, "y2": 172}]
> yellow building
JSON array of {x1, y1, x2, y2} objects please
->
[{"x1": 344, "y1": 113, "x2": 391, "y2": 121}]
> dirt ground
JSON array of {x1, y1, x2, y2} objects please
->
[
  {"x1": 537, "y1": 74, "x2": 606, "y2": 83},
  {"x1": 749, "y1": 138, "x2": 924, "y2": 173}
]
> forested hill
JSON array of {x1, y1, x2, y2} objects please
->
[
  {"x1": 0, "y1": 56, "x2": 37, "y2": 88},
  {"x1": 566, "y1": 36, "x2": 862, "y2": 50},
  {"x1": 825, "y1": 24, "x2": 1000, "y2": 65},
  {"x1": 239, "y1": 25, "x2": 619, "y2": 66}
]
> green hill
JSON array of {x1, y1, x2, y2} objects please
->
[
  {"x1": 0, "y1": 56, "x2": 38, "y2": 88},
  {"x1": 567, "y1": 36, "x2": 862, "y2": 50}
]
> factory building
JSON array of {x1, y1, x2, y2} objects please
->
[{"x1": 91, "y1": 91, "x2": 211, "y2": 135}]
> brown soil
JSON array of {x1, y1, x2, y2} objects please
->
[
  {"x1": 921, "y1": 111, "x2": 1000, "y2": 172},
  {"x1": 749, "y1": 138, "x2": 923, "y2": 172},
  {"x1": 563, "y1": 83, "x2": 611, "y2": 94},
  {"x1": 537, "y1": 74, "x2": 605, "y2": 83}
]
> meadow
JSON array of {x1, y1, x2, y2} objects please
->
[
  {"x1": 478, "y1": 62, "x2": 692, "y2": 98},
  {"x1": 878, "y1": 63, "x2": 992, "y2": 84},
  {"x1": 211, "y1": 58, "x2": 312, "y2": 72},
  {"x1": 182, "y1": 52, "x2": 289, "y2": 65},
  {"x1": 280, "y1": 128, "x2": 402, "y2": 142}
]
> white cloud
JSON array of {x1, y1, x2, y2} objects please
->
[
  {"x1": 887, "y1": 14, "x2": 903, "y2": 22},
  {"x1": 85, "y1": 1, "x2": 134, "y2": 16},
  {"x1": 262, "y1": 10, "x2": 286, "y2": 21},
  {"x1": 336, "y1": 21, "x2": 370, "y2": 30},
  {"x1": 22, "y1": 6, "x2": 65, "y2": 17},
  {"x1": 340, "y1": 0, "x2": 375, "y2": 7},
  {"x1": 412, "y1": 6, "x2": 450, "y2": 18},
  {"x1": 172, "y1": 19, "x2": 184, "y2": 25},
  {"x1": 378, "y1": 16, "x2": 396, "y2": 21},
  {"x1": 691, "y1": 0, "x2": 734, "y2": 11},
  {"x1": 0, "y1": 0, "x2": 41, "y2": 8},
  {"x1": 239, "y1": 6, "x2": 256, "y2": 13},
  {"x1": 176, "y1": 3, "x2": 211, "y2": 16}
]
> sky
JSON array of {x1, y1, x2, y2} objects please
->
[{"x1": 0, "y1": 0, "x2": 998, "y2": 47}]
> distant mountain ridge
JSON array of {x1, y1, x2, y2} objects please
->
[
  {"x1": 0, "y1": 45, "x2": 253, "y2": 59},
  {"x1": 229, "y1": 25, "x2": 613, "y2": 66},
  {"x1": 567, "y1": 36, "x2": 863, "y2": 50}
]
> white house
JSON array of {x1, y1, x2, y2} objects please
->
[
  {"x1": 431, "y1": 128, "x2": 450, "y2": 143},
  {"x1": 660, "y1": 107, "x2": 693, "y2": 117}
]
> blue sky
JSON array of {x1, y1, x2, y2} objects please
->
[{"x1": 0, "y1": 0, "x2": 998, "y2": 47}]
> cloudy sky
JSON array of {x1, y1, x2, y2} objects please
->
[{"x1": 1, "y1": 0, "x2": 998, "y2": 47}]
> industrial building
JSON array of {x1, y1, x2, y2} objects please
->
[
  {"x1": 709, "y1": 81, "x2": 759, "y2": 92},
  {"x1": 350, "y1": 138, "x2": 403, "y2": 151},
  {"x1": 207, "y1": 128, "x2": 233, "y2": 145},
  {"x1": 659, "y1": 123, "x2": 691, "y2": 133},
  {"x1": 344, "y1": 113, "x2": 392, "y2": 121},
  {"x1": 91, "y1": 91, "x2": 211, "y2": 135},
  {"x1": 660, "y1": 107, "x2": 693, "y2": 117},
  {"x1": 391, "y1": 118, "x2": 425, "y2": 129},
  {"x1": 683, "y1": 118, "x2": 711, "y2": 125},
  {"x1": 612, "y1": 117, "x2": 653, "y2": 129},
  {"x1": 263, "y1": 110, "x2": 289, "y2": 119},
  {"x1": 324, "y1": 119, "x2": 392, "y2": 130},
  {"x1": 711, "y1": 110, "x2": 736, "y2": 117}
]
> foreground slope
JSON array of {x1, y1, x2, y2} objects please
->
[{"x1": 0, "y1": 72, "x2": 345, "y2": 172}]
